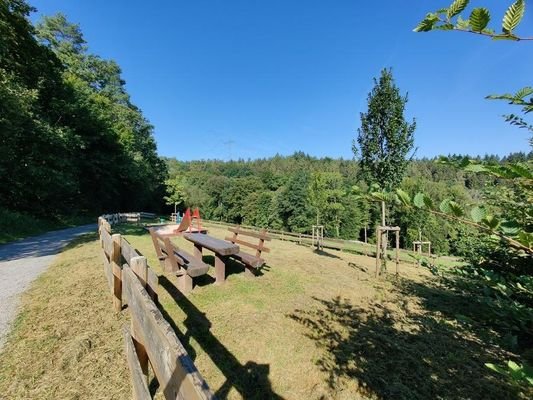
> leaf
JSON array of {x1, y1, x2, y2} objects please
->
[
  {"x1": 414, "y1": 13, "x2": 440, "y2": 32},
  {"x1": 470, "y1": 206, "x2": 486, "y2": 223},
  {"x1": 423, "y1": 194, "x2": 434, "y2": 210},
  {"x1": 396, "y1": 189, "x2": 411, "y2": 206},
  {"x1": 482, "y1": 215, "x2": 501, "y2": 230},
  {"x1": 502, "y1": 0, "x2": 525, "y2": 33},
  {"x1": 508, "y1": 360, "x2": 521, "y2": 372},
  {"x1": 500, "y1": 220, "x2": 520, "y2": 236},
  {"x1": 514, "y1": 86, "x2": 533, "y2": 100},
  {"x1": 485, "y1": 363, "x2": 507, "y2": 375},
  {"x1": 470, "y1": 8, "x2": 490, "y2": 32},
  {"x1": 507, "y1": 162, "x2": 533, "y2": 178},
  {"x1": 447, "y1": 0, "x2": 469, "y2": 19},
  {"x1": 413, "y1": 193, "x2": 426, "y2": 208},
  {"x1": 448, "y1": 201, "x2": 464, "y2": 217},
  {"x1": 440, "y1": 199, "x2": 452, "y2": 214}
]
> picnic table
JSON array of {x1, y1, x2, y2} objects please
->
[{"x1": 183, "y1": 233, "x2": 239, "y2": 284}]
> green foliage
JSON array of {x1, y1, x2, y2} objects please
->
[
  {"x1": 485, "y1": 361, "x2": 533, "y2": 386},
  {"x1": 354, "y1": 68, "x2": 416, "y2": 192},
  {"x1": 470, "y1": 8, "x2": 491, "y2": 32},
  {"x1": 414, "y1": 0, "x2": 529, "y2": 40},
  {"x1": 0, "y1": 2, "x2": 166, "y2": 220},
  {"x1": 502, "y1": 0, "x2": 526, "y2": 34}
]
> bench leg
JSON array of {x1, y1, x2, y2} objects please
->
[
  {"x1": 215, "y1": 254, "x2": 226, "y2": 285},
  {"x1": 193, "y1": 244, "x2": 203, "y2": 259},
  {"x1": 178, "y1": 274, "x2": 193, "y2": 294}
]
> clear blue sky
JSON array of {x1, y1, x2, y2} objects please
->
[{"x1": 30, "y1": 0, "x2": 532, "y2": 160}]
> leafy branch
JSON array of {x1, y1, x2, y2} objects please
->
[{"x1": 414, "y1": 0, "x2": 532, "y2": 41}]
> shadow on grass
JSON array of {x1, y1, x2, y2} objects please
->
[
  {"x1": 288, "y1": 288, "x2": 523, "y2": 400},
  {"x1": 313, "y1": 249, "x2": 342, "y2": 259},
  {"x1": 112, "y1": 224, "x2": 148, "y2": 237},
  {"x1": 159, "y1": 275, "x2": 284, "y2": 399}
]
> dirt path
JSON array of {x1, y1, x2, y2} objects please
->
[{"x1": 0, "y1": 224, "x2": 96, "y2": 351}]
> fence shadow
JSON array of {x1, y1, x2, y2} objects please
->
[
  {"x1": 159, "y1": 275, "x2": 284, "y2": 399},
  {"x1": 288, "y1": 293, "x2": 521, "y2": 400}
]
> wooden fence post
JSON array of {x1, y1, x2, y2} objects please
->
[{"x1": 112, "y1": 233, "x2": 122, "y2": 312}]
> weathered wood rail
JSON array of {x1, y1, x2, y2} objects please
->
[{"x1": 98, "y1": 215, "x2": 215, "y2": 400}]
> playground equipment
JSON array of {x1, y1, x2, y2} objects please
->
[
  {"x1": 413, "y1": 230, "x2": 431, "y2": 267},
  {"x1": 312, "y1": 225, "x2": 324, "y2": 251},
  {"x1": 156, "y1": 208, "x2": 207, "y2": 237},
  {"x1": 375, "y1": 225, "x2": 400, "y2": 277}
]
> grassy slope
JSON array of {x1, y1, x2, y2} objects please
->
[{"x1": 0, "y1": 225, "x2": 530, "y2": 399}]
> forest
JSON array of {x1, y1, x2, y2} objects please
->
[
  {"x1": 0, "y1": 1, "x2": 167, "y2": 221},
  {"x1": 164, "y1": 151, "x2": 532, "y2": 254}
]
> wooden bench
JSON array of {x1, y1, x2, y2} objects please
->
[
  {"x1": 149, "y1": 228, "x2": 210, "y2": 294},
  {"x1": 225, "y1": 226, "x2": 270, "y2": 275}
]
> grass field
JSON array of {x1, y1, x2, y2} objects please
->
[{"x1": 0, "y1": 224, "x2": 530, "y2": 399}]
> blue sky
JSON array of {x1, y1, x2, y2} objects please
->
[{"x1": 30, "y1": 0, "x2": 532, "y2": 160}]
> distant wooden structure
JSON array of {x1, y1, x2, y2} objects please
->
[
  {"x1": 413, "y1": 230, "x2": 431, "y2": 267},
  {"x1": 312, "y1": 225, "x2": 324, "y2": 251},
  {"x1": 375, "y1": 225, "x2": 400, "y2": 278}
]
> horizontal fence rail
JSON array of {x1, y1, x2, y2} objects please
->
[{"x1": 98, "y1": 215, "x2": 215, "y2": 400}]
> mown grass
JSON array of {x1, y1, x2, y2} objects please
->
[
  {"x1": 0, "y1": 208, "x2": 94, "y2": 244},
  {"x1": 0, "y1": 225, "x2": 530, "y2": 399}
]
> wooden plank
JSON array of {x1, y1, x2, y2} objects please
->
[
  {"x1": 183, "y1": 233, "x2": 239, "y2": 256},
  {"x1": 224, "y1": 237, "x2": 270, "y2": 253},
  {"x1": 122, "y1": 268, "x2": 215, "y2": 400},
  {"x1": 103, "y1": 249, "x2": 113, "y2": 290},
  {"x1": 122, "y1": 237, "x2": 140, "y2": 266},
  {"x1": 123, "y1": 326, "x2": 151, "y2": 400},
  {"x1": 101, "y1": 228, "x2": 113, "y2": 258},
  {"x1": 112, "y1": 234, "x2": 122, "y2": 312},
  {"x1": 147, "y1": 268, "x2": 159, "y2": 304},
  {"x1": 131, "y1": 256, "x2": 148, "y2": 287},
  {"x1": 227, "y1": 227, "x2": 271, "y2": 241}
]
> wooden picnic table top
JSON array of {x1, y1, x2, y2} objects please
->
[{"x1": 183, "y1": 233, "x2": 239, "y2": 256}]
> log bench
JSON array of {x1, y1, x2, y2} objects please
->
[
  {"x1": 225, "y1": 226, "x2": 270, "y2": 276},
  {"x1": 149, "y1": 228, "x2": 210, "y2": 294}
]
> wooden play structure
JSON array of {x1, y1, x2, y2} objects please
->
[
  {"x1": 156, "y1": 208, "x2": 207, "y2": 237},
  {"x1": 312, "y1": 225, "x2": 324, "y2": 251},
  {"x1": 413, "y1": 230, "x2": 431, "y2": 267},
  {"x1": 375, "y1": 225, "x2": 400, "y2": 277},
  {"x1": 225, "y1": 225, "x2": 271, "y2": 275}
]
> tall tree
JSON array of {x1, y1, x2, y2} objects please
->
[{"x1": 354, "y1": 68, "x2": 416, "y2": 225}]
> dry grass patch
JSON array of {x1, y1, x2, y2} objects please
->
[{"x1": 0, "y1": 233, "x2": 130, "y2": 400}]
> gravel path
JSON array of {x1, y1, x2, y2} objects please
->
[{"x1": 0, "y1": 224, "x2": 96, "y2": 351}]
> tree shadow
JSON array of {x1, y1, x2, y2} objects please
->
[
  {"x1": 313, "y1": 249, "x2": 342, "y2": 259},
  {"x1": 288, "y1": 292, "x2": 524, "y2": 400},
  {"x1": 159, "y1": 275, "x2": 284, "y2": 399}
]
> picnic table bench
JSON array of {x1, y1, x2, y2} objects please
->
[
  {"x1": 183, "y1": 233, "x2": 239, "y2": 284},
  {"x1": 149, "y1": 228, "x2": 210, "y2": 294},
  {"x1": 225, "y1": 226, "x2": 270, "y2": 276}
]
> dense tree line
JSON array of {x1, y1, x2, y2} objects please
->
[
  {"x1": 164, "y1": 152, "x2": 532, "y2": 255},
  {"x1": 0, "y1": 1, "x2": 166, "y2": 218}
]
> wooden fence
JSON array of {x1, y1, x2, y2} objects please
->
[
  {"x1": 98, "y1": 216, "x2": 215, "y2": 400},
  {"x1": 100, "y1": 212, "x2": 157, "y2": 225},
  {"x1": 200, "y1": 219, "x2": 432, "y2": 264}
]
